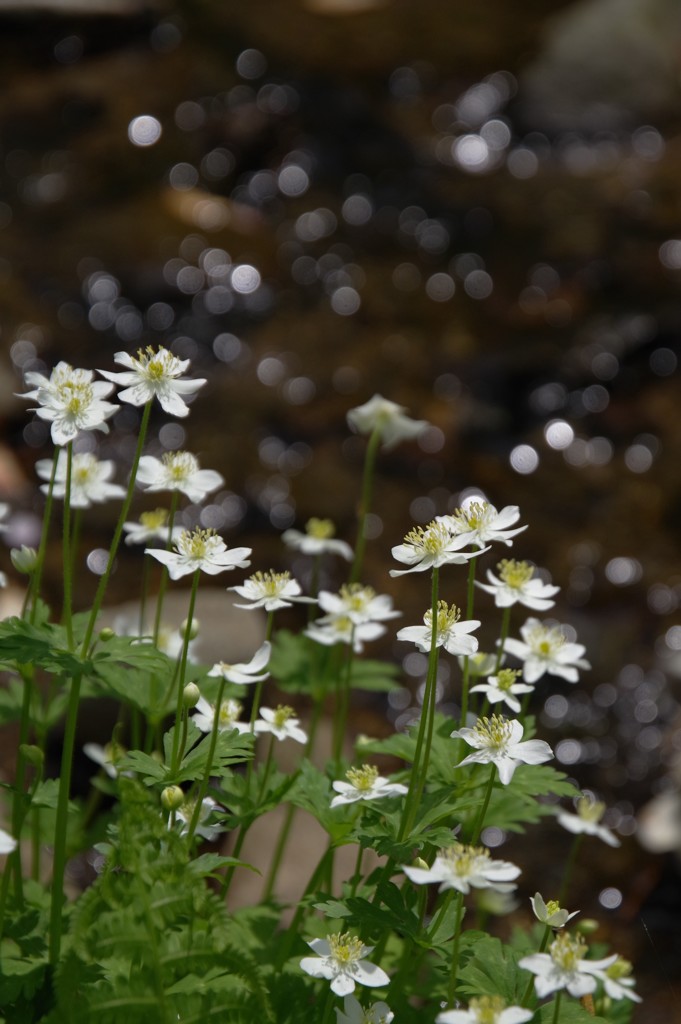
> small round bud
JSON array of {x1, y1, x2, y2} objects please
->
[
  {"x1": 182, "y1": 682, "x2": 200, "y2": 708},
  {"x1": 19, "y1": 744, "x2": 44, "y2": 767},
  {"x1": 413, "y1": 857, "x2": 429, "y2": 871},
  {"x1": 98, "y1": 627, "x2": 116, "y2": 642},
  {"x1": 161, "y1": 785, "x2": 184, "y2": 811},
  {"x1": 575, "y1": 918, "x2": 599, "y2": 936},
  {"x1": 10, "y1": 546, "x2": 38, "y2": 575},
  {"x1": 180, "y1": 617, "x2": 200, "y2": 641}
]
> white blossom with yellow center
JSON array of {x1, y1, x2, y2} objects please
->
[
  {"x1": 451, "y1": 713, "x2": 553, "y2": 784},
  {"x1": 519, "y1": 932, "x2": 618, "y2": 999},
  {"x1": 145, "y1": 528, "x2": 251, "y2": 580},
  {"x1": 207, "y1": 642, "x2": 271, "y2": 685},
  {"x1": 330, "y1": 764, "x2": 408, "y2": 807},
  {"x1": 346, "y1": 393, "x2": 429, "y2": 450},
  {"x1": 439, "y1": 501, "x2": 527, "y2": 550},
  {"x1": 397, "y1": 600, "x2": 480, "y2": 656},
  {"x1": 123, "y1": 508, "x2": 183, "y2": 546},
  {"x1": 175, "y1": 796, "x2": 222, "y2": 841},
  {"x1": 318, "y1": 583, "x2": 400, "y2": 625},
  {"x1": 597, "y1": 957, "x2": 641, "y2": 1002},
  {"x1": 36, "y1": 450, "x2": 125, "y2": 508},
  {"x1": 403, "y1": 842, "x2": 521, "y2": 895},
  {"x1": 281, "y1": 517, "x2": 353, "y2": 560},
  {"x1": 19, "y1": 361, "x2": 118, "y2": 445},
  {"x1": 136, "y1": 450, "x2": 224, "y2": 503},
  {"x1": 254, "y1": 704, "x2": 307, "y2": 744},
  {"x1": 504, "y1": 616, "x2": 590, "y2": 683},
  {"x1": 335, "y1": 993, "x2": 394, "y2": 1024},
  {"x1": 469, "y1": 668, "x2": 534, "y2": 714},
  {"x1": 305, "y1": 614, "x2": 386, "y2": 653},
  {"x1": 476, "y1": 558, "x2": 559, "y2": 611},
  {"x1": 192, "y1": 696, "x2": 249, "y2": 734},
  {"x1": 436, "y1": 994, "x2": 534, "y2": 1024},
  {"x1": 229, "y1": 570, "x2": 315, "y2": 612},
  {"x1": 556, "y1": 792, "x2": 620, "y2": 847},
  {"x1": 98, "y1": 345, "x2": 206, "y2": 417},
  {"x1": 300, "y1": 931, "x2": 390, "y2": 995},
  {"x1": 391, "y1": 520, "x2": 484, "y2": 576},
  {"x1": 530, "y1": 892, "x2": 579, "y2": 929}
]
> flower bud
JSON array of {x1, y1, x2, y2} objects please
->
[
  {"x1": 19, "y1": 744, "x2": 44, "y2": 767},
  {"x1": 161, "y1": 785, "x2": 184, "y2": 811},
  {"x1": 182, "y1": 682, "x2": 200, "y2": 708},
  {"x1": 412, "y1": 857, "x2": 429, "y2": 871},
  {"x1": 10, "y1": 546, "x2": 38, "y2": 575},
  {"x1": 575, "y1": 917, "x2": 599, "y2": 936},
  {"x1": 180, "y1": 617, "x2": 200, "y2": 641},
  {"x1": 98, "y1": 627, "x2": 116, "y2": 642}
]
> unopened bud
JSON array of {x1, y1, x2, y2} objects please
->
[
  {"x1": 19, "y1": 744, "x2": 44, "y2": 767},
  {"x1": 98, "y1": 627, "x2": 116, "y2": 642},
  {"x1": 183, "y1": 682, "x2": 200, "y2": 708},
  {"x1": 413, "y1": 857, "x2": 429, "y2": 871},
  {"x1": 180, "y1": 618, "x2": 200, "y2": 641},
  {"x1": 10, "y1": 546, "x2": 38, "y2": 575},
  {"x1": 575, "y1": 918, "x2": 599, "y2": 936},
  {"x1": 161, "y1": 785, "x2": 184, "y2": 811}
]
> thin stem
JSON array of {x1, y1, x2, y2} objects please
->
[
  {"x1": 552, "y1": 990, "x2": 563, "y2": 1024},
  {"x1": 447, "y1": 892, "x2": 465, "y2": 1005},
  {"x1": 349, "y1": 843, "x2": 364, "y2": 897},
  {"x1": 275, "y1": 844, "x2": 334, "y2": 967},
  {"x1": 29, "y1": 449, "x2": 59, "y2": 624},
  {"x1": 61, "y1": 442, "x2": 74, "y2": 649},
  {"x1": 349, "y1": 424, "x2": 382, "y2": 584},
  {"x1": 170, "y1": 570, "x2": 201, "y2": 773},
  {"x1": 522, "y1": 925, "x2": 551, "y2": 1006},
  {"x1": 186, "y1": 676, "x2": 226, "y2": 844},
  {"x1": 494, "y1": 605, "x2": 512, "y2": 673},
  {"x1": 398, "y1": 567, "x2": 439, "y2": 841},
  {"x1": 48, "y1": 670, "x2": 82, "y2": 965},
  {"x1": 469, "y1": 763, "x2": 496, "y2": 845},
  {"x1": 458, "y1": 557, "x2": 478, "y2": 729},
  {"x1": 153, "y1": 491, "x2": 180, "y2": 645},
  {"x1": 80, "y1": 400, "x2": 153, "y2": 657},
  {"x1": 332, "y1": 638, "x2": 355, "y2": 772},
  {"x1": 248, "y1": 611, "x2": 274, "y2": 732},
  {"x1": 558, "y1": 833, "x2": 583, "y2": 907}
]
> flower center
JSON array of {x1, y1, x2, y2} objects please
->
[
  {"x1": 306, "y1": 517, "x2": 335, "y2": 539},
  {"x1": 550, "y1": 932, "x2": 586, "y2": 971},
  {"x1": 404, "y1": 520, "x2": 451, "y2": 556},
  {"x1": 442, "y1": 842, "x2": 488, "y2": 876},
  {"x1": 134, "y1": 345, "x2": 177, "y2": 380},
  {"x1": 473, "y1": 714, "x2": 513, "y2": 749},
  {"x1": 345, "y1": 764, "x2": 379, "y2": 791},
  {"x1": 527, "y1": 623, "x2": 565, "y2": 657},
  {"x1": 495, "y1": 668, "x2": 520, "y2": 692},
  {"x1": 545, "y1": 899, "x2": 561, "y2": 917},
  {"x1": 424, "y1": 600, "x2": 461, "y2": 635},
  {"x1": 58, "y1": 379, "x2": 93, "y2": 415},
  {"x1": 162, "y1": 450, "x2": 198, "y2": 482},
  {"x1": 327, "y1": 932, "x2": 363, "y2": 966},
  {"x1": 178, "y1": 527, "x2": 218, "y2": 559},
  {"x1": 140, "y1": 508, "x2": 170, "y2": 529},
  {"x1": 606, "y1": 957, "x2": 633, "y2": 980},
  {"x1": 451, "y1": 500, "x2": 490, "y2": 532},
  {"x1": 576, "y1": 795, "x2": 606, "y2": 823},
  {"x1": 498, "y1": 558, "x2": 534, "y2": 588},
  {"x1": 339, "y1": 583, "x2": 376, "y2": 610},
  {"x1": 73, "y1": 455, "x2": 97, "y2": 484},
  {"x1": 217, "y1": 699, "x2": 242, "y2": 727},
  {"x1": 250, "y1": 570, "x2": 291, "y2": 595},
  {"x1": 272, "y1": 705, "x2": 295, "y2": 728},
  {"x1": 469, "y1": 995, "x2": 506, "y2": 1024}
]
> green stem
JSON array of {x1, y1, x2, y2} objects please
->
[
  {"x1": 494, "y1": 605, "x2": 512, "y2": 673},
  {"x1": 349, "y1": 424, "x2": 382, "y2": 584},
  {"x1": 552, "y1": 989, "x2": 563, "y2": 1024},
  {"x1": 170, "y1": 570, "x2": 201, "y2": 773},
  {"x1": 80, "y1": 400, "x2": 153, "y2": 657},
  {"x1": 48, "y1": 670, "x2": 82, "y2": 965},
  {"x1": 248, "y1": 611, "x2": 274, "y2": 733},
  {"x1": 275, "y1": 844, "x2": 334, "y2": 967},
  {"x1": 469, "y1": 763, "x2": 496, "y2": 845},
  {"x1": 521, "y1": 924, "x2": 551, "y2": 1006},
  {"x1": 186, "y1": 676, "x2": 226, "y2": 844},
  {"x1": 29, "y1": 449, "x2": 59, "y2": 624},
  {"x1": 458, "y1": 557, "x2": 479, "y2": 729},
  {"x1": 398, "y1": 567, "x2": 439, "y2": 841},
  {"x1": 61, "y1": 442, "x2": 74, "y2": 648},
  {"x1": 153, "y1": 491, "x2": 180, "y2": 645},
  {"x1": 558, "y1": 833, "x2": 583, "y2": 907},
  {"x1": 349, "y1": 842, "x2": 364, "y2": 897},
  {"x1": 332, "y1": 637, "x2": 355, "y2": 772},
  {"x1": 447, "y1": 891, "x2": 465, "y2": 1005}
]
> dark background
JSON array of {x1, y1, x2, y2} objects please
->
[{"x1": 1, "y1": 1, "x2": 680, "y2": 1018}]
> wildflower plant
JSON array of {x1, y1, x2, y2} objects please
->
[{"x1": 0, "y1": 366, "x2": 641, "y2": 1024}]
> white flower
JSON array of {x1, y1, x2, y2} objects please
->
[
  {"x1": 10, "y1": 546, "x2": 38, "y2": 575},
  {"x1": 458, "y1": 651, "x2": 499, "y2": 677},
  {"x1": 123, "y1": 508, "x2": 184, "y2": 546},
  {"x1": 451, "y1": 714, "x2": 553, "y2": 785},
  {"x1": 556, "y1": 793, "x2": 620, "y2": 848},
  {"x1": 397, "y1": 600, "x2": 480, "y2": 656},
  {"x1": 282, "y1": 518, "x2": 353, "y2": 560},
  {"x1": 254, "y1": 705, "x2": 307, "y2": 744},
  {"x1": 318, "y1": 584, "x2": 400, "y2": 625},
  {"x1": 305, "y1": 616, "x2": 386, "y2": 653},
  {"x1": 192, "y1": 695, "x2": 249, "y2": 734},
  {"x1": 176, "y1": 796, "x2": 222, "y2": 841},
  {"x1": 436, "y1": 995, "x2": 533, "y2": 1024},
  {"x1": 229, "y1": 570, "x2": 315, "y2": 612},
  {"x1": 347, "y1": 393, "x2": 429, "y2": 450},
  {"x1": 476, "y1": 559, "x2": 559, "y2": 611},
  {"x1": 300, "y1": 932, "x2": 390, "y2": 996},
  {"x1": 0, "y1": 827, "x2": 17, "y2": 855},
  {"x1": 330, "y1": 765, "x2": 408, "y2": 808},
  {"x1": 98, "y1": 346, "x2": 206, "y2": 417},
  {"x1": 403, "y1": 842, "x2": 520, "y2": 895},
  {"x1": 83, "y1": 741, "x2": 128, "y2": 779},
  {"x1": 469, "y1": 669, "x2": 533, "y2": 714},
  {"x1": 207, "y1": 642, "x2": 271, "y2": 685},
  {"x1": 439, "y1": 501, "x2": 527, "y2": 549},
  {"x1": 504, "y1": 617, "x2": 590, "y2": 684},
  {"x1": 336, "y1": 993, "x2": 394, "y2": 1024},
  {"x1": 145, "y1": 528, "x2": 251, "y2": 580},
  {"x1": 390, "y1": 520, "x2": 484, "y2": 577},
  {"x1": 530, "y1": 893, "x2": 579, "y2": 929},
  {"x1": 593, "y1": 957, "x2": 642, "y2": 1003},
  {"x1": 136, "y1": 451, "x2": 224, "y2": 503},
  {"x1": 19, "y1": 361, "x2": 118, "y2": 445},
  {"x1": 518, "y1": 932, "x2": 618, "y2": 999},
  {"x1": 36, "y1": 450, "x2": 126, "y2": 508}
]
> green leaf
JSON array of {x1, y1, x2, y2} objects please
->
[
  {"x1": 457, "y1": 935, "x2": 525, "y2": 1004},
  {"x1": 118, "y1": 750, "x2": 167, "y2": 784},
  {"x1": 538, "y1": 1001, "x2": 608, "y2": 1023}
]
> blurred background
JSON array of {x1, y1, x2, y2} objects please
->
[{"x1": 1, "y1": 0, "x2": 680, "y2": 1018}]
